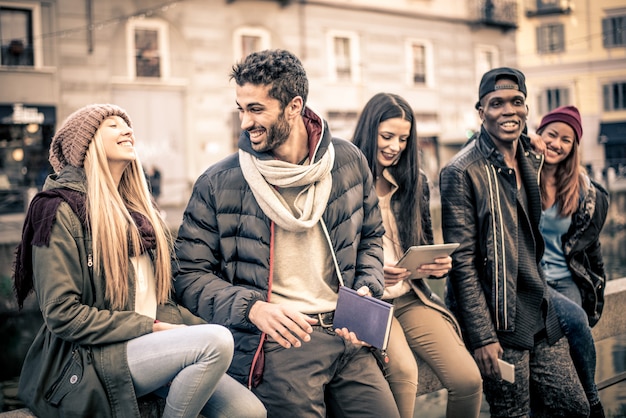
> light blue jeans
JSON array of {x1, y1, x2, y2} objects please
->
[{"x1": 127, "y1": 324, "x2": 266, "y2": 418}]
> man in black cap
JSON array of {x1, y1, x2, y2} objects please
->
[{"x1": 439, "y1": 67, "x2": 589, "y2": 417}]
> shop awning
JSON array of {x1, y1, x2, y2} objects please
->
[
  {"x1": 600, "y1": 122, "x2": 626, "y2": 145},
  {"x1": 0, "y1": 104, "x2": 56, "y2": 125}
]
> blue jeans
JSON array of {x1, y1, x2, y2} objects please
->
[
  {"x1": 127, "y1": 324, "x2": 266, "y2": 418},
  {"x1": 548, "y1": 283, "x2": 600, "y2": 406}
]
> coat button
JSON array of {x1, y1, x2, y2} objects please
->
[{"x1": 70, "y1": 375, "x2": 79, "y2": 384}]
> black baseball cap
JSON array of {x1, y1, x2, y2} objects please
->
[{"x1": 475, "y1": 67, "x2": 527, "y2": 109}]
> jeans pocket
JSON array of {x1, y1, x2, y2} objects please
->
[{"x1": 45, "y1": 349, "x2": 83, "y2": 406}]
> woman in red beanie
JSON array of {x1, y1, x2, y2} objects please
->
[
  {"x1": 535, "y1": 105, "x2": 610, "y2": 418},
  {"x1": 13, "y1": 104, "x2": 266, "y2": 418}
]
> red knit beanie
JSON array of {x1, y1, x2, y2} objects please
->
[
  {"x1": 49, "y1": 104, "x2": 132, "y2": 172},
  {"x1": 537, "y1": 105, "x2": 583, "y2": 143}
]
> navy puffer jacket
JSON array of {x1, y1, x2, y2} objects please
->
[{"x1": 173, "y1": 108, "x2": 385, "y2": 385}]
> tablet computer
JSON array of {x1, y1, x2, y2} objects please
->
[{"x1": 395, "y1": 243, "x2": 460, "y2": 279}]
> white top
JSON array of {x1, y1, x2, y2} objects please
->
[{"x1": 130, "y1": 253, "x2": 157, "y2": 319}]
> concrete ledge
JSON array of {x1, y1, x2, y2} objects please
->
[
  {"x1": 3, "y1": 278, "x2": 625, "y2": 414},
  {"x1": 1, "y1": 395, "x2": 166, "y2": 418},
  {"x1": 415, "y1": 277, "x2": 626, "y2": 397},
  {"x1": 591, "y1": 278, "x2": 626, "y2": 342},
  {"x1": 416, "y1": 356, "x2": 443, "y2": 396}
]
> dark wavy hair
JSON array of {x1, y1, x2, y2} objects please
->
[
  {"x1": 352, "y1": 92, "x2": 425, "y2": 249},
  {"x1": 230, "y1": 49, "x2": 308, "y2": 113}
]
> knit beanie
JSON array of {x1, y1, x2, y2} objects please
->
[
  {"x1": 537, "y1": 105, "x2": 583, "y2": 143},
  {"x1": 49, "y1": 104, "x2": 133, "y2": 172}
]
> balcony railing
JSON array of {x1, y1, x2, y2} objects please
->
[
  {"x1": 471, "y1": 0, "x2": 518, "y2": 30},
  {"x1": 525, "y1": 0, "x2": 572, "y2": 17}
]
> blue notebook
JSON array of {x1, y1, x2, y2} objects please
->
[{"x1": 333, "y1": 286, "x2": 394, "y2": 350}]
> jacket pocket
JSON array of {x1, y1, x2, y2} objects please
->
[{"x1": 45, "y1": 348, "x2": 83, "y2": 406}]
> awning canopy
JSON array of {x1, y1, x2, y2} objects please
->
[
  {"x1": 0, "y1": 104, "x2": 56, "y2": 125},
  {"x1": 600, "y1": 122, "x2": 626, "y2": 145}
]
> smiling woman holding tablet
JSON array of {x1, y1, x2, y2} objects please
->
[{"x1": 352, "y1": 93, "x2": 482, "y2": 418}]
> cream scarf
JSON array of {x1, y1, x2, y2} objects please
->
[{"x1": 239, "y1": 142, "x2": 335, "y2": 232}]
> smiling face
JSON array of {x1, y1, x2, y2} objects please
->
[
  {"x1": 539, "y1": 121, "x2": 575, "y2": 167},
  {"x1": 376, "y1": 117, "x2": 410, "y2": 172},
  {"x1": 100, "y1": 115, "x2": 135, "y2": 174},
  {"x1": 236, "y1": 83, "x2": 293, "y2": 153},
  {"x1": 478, "y1": 78, "x2": 528, "y2": 146}
]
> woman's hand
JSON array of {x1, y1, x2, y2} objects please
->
[
  {"x1": 383, "y1": 264, "x2": 411, "y2": 287},
  {"x1": 417, "y1": 255, "x2": 452, "y2": 279},
  {"x1": 529, "y1": 132, "x2": 546, "y2": 154},
  {"x1": 153, "y1": 321, "x2": 187, "y2": 332}
]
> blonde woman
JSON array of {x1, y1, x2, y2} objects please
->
[{"x1": 13, "y1": 104, "x2": 265, "y2": 418}]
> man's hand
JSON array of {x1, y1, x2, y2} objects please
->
[
  {"x1": 334, "y1": 286, "x2": 372, "y2": 346},
  {"x1": 248, "y1": 301, "x2": 317, "y2": 349},
  {"x1": 473, "y1": 342, "x2": 504, "y2": 380},
  {"x1": 334, "y1": 327, "x2": 371, "y2": 346}
]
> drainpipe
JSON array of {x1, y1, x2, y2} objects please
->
[
  {"x1": 87, "y1": 0, "x2": 93, "y2": 53},
  {"x1": 299, "y1": 0, "x2": 307, "y2": 60}
]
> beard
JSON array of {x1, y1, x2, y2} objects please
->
[{"x1": 252, "y1": 110, "x2": 291, "y2": 153}]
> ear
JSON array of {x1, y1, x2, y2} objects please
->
[
  {"x1": 286, "y1": 96, "x2": 304, "y2": 118},
  {"x1": 478, "y1": 106, "x2": 485, "y2": 121}
]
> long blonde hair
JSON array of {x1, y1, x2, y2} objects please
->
[{"x1": 83, "y1": 128, "x2": 172, "y2": 310}]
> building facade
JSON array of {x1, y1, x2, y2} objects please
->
[
  {"x1": 517, "y1": 0, "x2": 626, "y2": 184},
  {"x1": 1, "y1": 0, "x2": 519, "y2": 209}
]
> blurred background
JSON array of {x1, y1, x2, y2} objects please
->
[{"x1": 1, "y1": 0, "x2": 625, "y2": 416}]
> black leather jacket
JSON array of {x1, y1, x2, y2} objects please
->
[
  {"x1": 439, "y1": 127, "x2": 562, "y2": 351},
  {"x1": 562, "y1": 176, "x2": 610, "y2": 327}
]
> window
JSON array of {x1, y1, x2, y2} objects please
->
[
  {"x1": 327, "y1": 30, "x2": 360, "y2": 83},
  {"x1": 126, "y1": 19, "x2": 169, "y2": 79},
  {"x1": 233, "y1": 27, "x2": 270, "y2": 61},
  {"x1": 603, "y1": 82, "x2": 626, "y2": 111},
  {"x1": 536, "y1": 0, "x2": 564, "y2": 12},
  {"x1": 536, "y1": 23, "x2": 565, "y2": 53},
  {"x1": 0, "y1": 3, "x2": 41, "y2": 67},
  {"x1": 538, "y1": 87, "x2": 570, "y2": 115},
  {"x1": 411, "y1": 44, "x2": 426, "y2": 84},
  {"x1": 327, "y1": 111, "x2": 358, "y2": 141},
  {"x1": 405, "y1": 39, "x2": 433, "y2": 86},
  {"x1": 603, "y1": 14, "x2": 626, "y2": 48},
  {"x1": 475, "y1": 45, "x2": 499, "y2": 86}
]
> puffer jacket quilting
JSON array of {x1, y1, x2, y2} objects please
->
[{"x1": 173, "y1": 110, "x2": 385, "y2": 384}]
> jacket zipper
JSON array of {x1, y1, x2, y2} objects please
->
[
  {"x1": 248, "y1": 222, "x2": 275, "y2": 389},
  {"x1": 485, "y1": 164, "x2": 507, "y2": 330}
]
